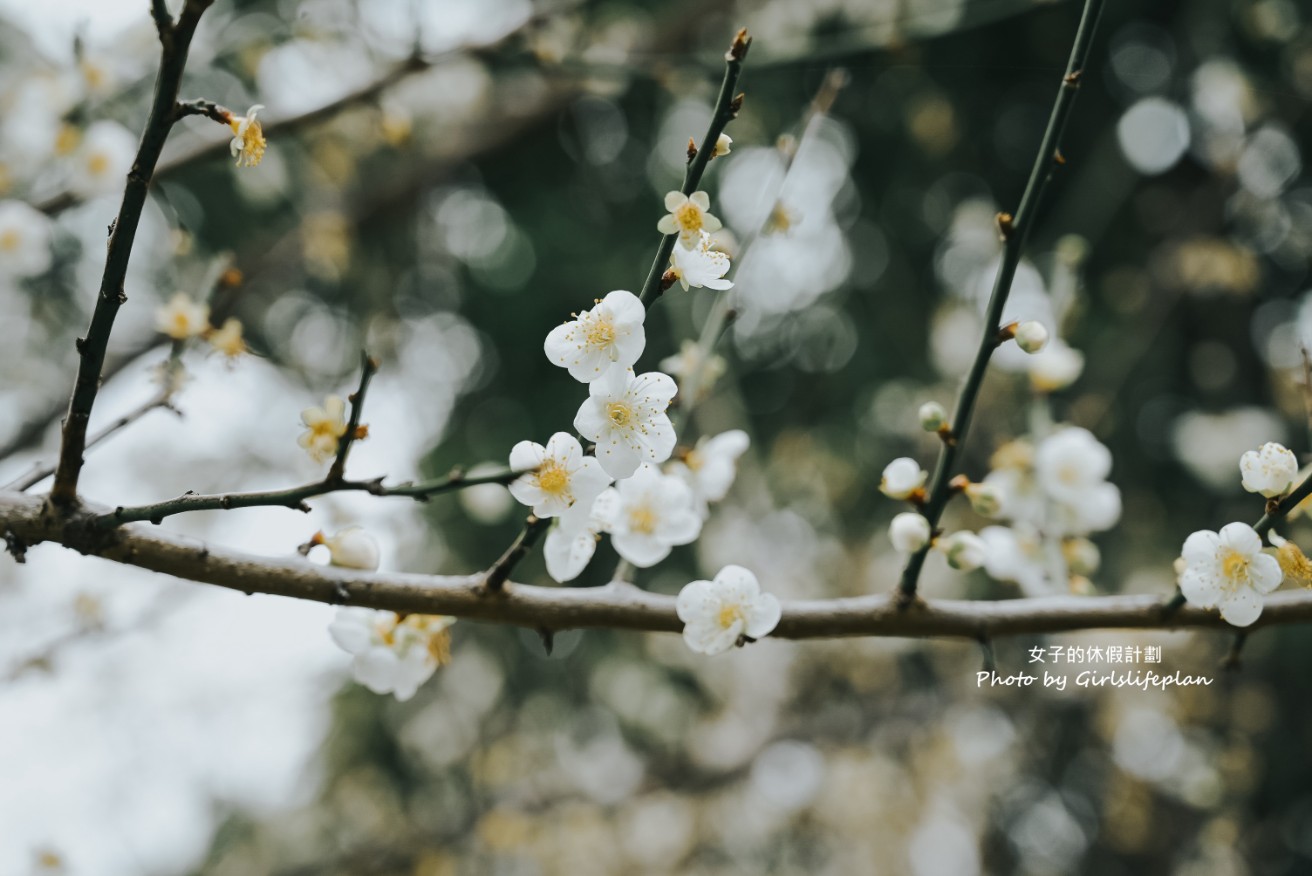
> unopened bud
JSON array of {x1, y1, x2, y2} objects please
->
[
  {"x1": 1015, "y1": 321, "x2": 1049, "y2": 354},
  {"x1": 889, "y1": 512, "x2": 931, "y2": 554},
  {"x1": 965, "y1": 482, "x2": 1003, "y2": 518},
  {"x1": 1062, "y1": 537, "x2": 1100, "y2": 576},
  {"x1": 940, "y1": 531, "x2": 987, "y2": 571},
  {"x1": 918, "y1": 401, "x2": 947, "y2": 432}
]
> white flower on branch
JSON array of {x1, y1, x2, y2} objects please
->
[
  {"x1": 676, "y1": 565, "x2": 781, "y2": 656},
  {"x1": 939, "y1": 531, "x2": 987, "y2": 571},
  {"x1": 574, "y1": 367, "x2": 678, "y2": 479},
  {"x1": 320, "y1": 526, "x2": 381, "y2": 571},
  {"x1": 1014, "y1": 320, "x2": 1050, "y2": 354},
  {"x1": 964, "y1": 482, "x2": 1003, "y2": 518},
  {"x1": 660, "y1": 340, "x2": 727, "y2": 396},
  {"x1": 298, "y1": 395, "x2": 348, "y2": 464},
  {"x1": 669, "y1": 230, "x2": 733, "y2": 291},
  {"x1": 600, "y1": 464, "x2": 702, "y2": 567},
  {"x1": 1239, "y1": 442, "x2": 1298, "y2": 498},
  {"x1": 206, "y1": 318, "x2": 249, "y2": 360},
  {"x1": 154, "y1": 292, "x2": 210, "y2": 340},
  {"x1": 508, "y1": 432, "x2": 612, "y2": 518},
  {"x1": 328, "y1": 608, "x2": 454, "y2": 701},
  {"x1": 1027, "y1": 337, "x2": 1084, "y2": 393},
  {"x1": 1179, "y1": 522, "x2": 1282, "y2": 627},
  {"x1": 657, "y1": 190, "x2": 722, "y2": 247},
  {"x1": 0, "y1": 199, "x2": 53, "y2": 278},
  {"x1": 543, "y1": 289, "x2": 646, "y2": 383},
  {"x1": 542, "y1": 491, "x2": 618, "y2": 583},
  {"x1": 713, "y1": 133, "x2": 733, "y2": 157},
  {"x1": 1033, "y1": 427, "x2": 1122, "y2": 534},
  {"x1": 229, "y1": 104, "x2": 267, "y2": 168},
  {"x1": 880, "y1": 457, "x2": 926, "y2": 501},
  {"x1": 889, "y1": 511, "x2": 931, "y2": 554},
  {"x1": 666, "y1": 429, "x2": 749, "y2": 513},
  {"x1": 979, "y1": 525, "x2": 1054, "y2": 595},
  {"x1": 67, "y1": 120, "x2": 135, "y2": 198}
]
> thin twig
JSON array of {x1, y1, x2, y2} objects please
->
[
  {"x1": 637, "y1": 28, "x2": 751, "y2": 307},
  {"x1": 485, "y1": 516, "x2": 550, "y2": 591},
  {"x1": 327, "y1": 352, "x2": 379, "y2": 483},
  {"x1": 4, "y1": 490, "x2": 1312, "y2": 639},
  {"x1": 49, "y1": 0, "x2": 217, "y2": 507},
  {"x1": 897, "y1": 0, "x2": 1105, "y2": 603},
  {"x1": 90, "y1": 466, "x2": 520, "y2": 528}
]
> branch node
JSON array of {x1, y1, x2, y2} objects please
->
[
  {"x1": 3, "y1": 529, "x2": 28, "y2": 563},
  {"x1": 995, "y1": 211, "x2": 1014, "y2": 240}
]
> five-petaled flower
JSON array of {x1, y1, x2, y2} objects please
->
[
  {"x1": 207, "y1": 318, "x2": 248, "y2": 360},
  {"x1": 1240, "y1": 442, "x2": 1298, "y2": 498},
  {"x1": 229, "y1": 104, "x2": 267, "y2": 168},
  {"x1": 328, "y1": 608, "x2": 455, "y2": 701},
  {"x1": 574, "y1": 367, "x2": 678, "y2": 479},
  {"x1": 597, "y1": 463, "x2": 702, "y2": 567},
  {"x1": 544, "y1": 289, "x2": 646, "y2": 383},
  {"x1": 298, "y1": 395, "x2": 348, "y2": 464},
  {"x1": 657, "y1": 191, "x2": 722, "y2": 247},
  {"x1": 666, "y1": 429, "x2": 749, "y2": 514},
  {"x1": 669, "y1": 230, "x2": 733, "y2": 291},
  {"x1": 676, "y1": 565, "x2": 781, "y2": 656},
  {"x1": 1178, "y1": 522, "x2": 1283, "y2": 627},
  {"x1": 155, "y1": 292, "x2": 210, "y2": 340},
  {"x1": 508, "y1": 432, "x2": 612, "y2": 518}
]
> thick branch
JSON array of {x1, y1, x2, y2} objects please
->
[
  {"x1": 4, "y1": 491, "x2": 1311, "y2": 639},
  {"x1": 897, "y1": 0, "x2": 1105, "y2": 601},
  {"x1": 49, "y1": 0, "x2": 215, "y2": 506}
]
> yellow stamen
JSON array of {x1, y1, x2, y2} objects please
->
[
  {"x1": 537, "y1": 460, "x2": 570, "y2": 495},
  {"x1": 629, "y1": 506, "x2": 658, "y2": 534},
  {"x1": 606, "y1": 402, "x2": 632, "y2": 428},
  {"x1": 0, "y1": 229, "x2": 20, "y2": 252},
  {"x1": 675, "y1": 202, "x2": 702, "y2": 233},
  {"x1": 717, "y1": 603, "x2": 743, "y2": 629},
  {"x1": 1220, "y1": 547, "x2": 1249, "y2": 584},
  {"x1": 585, "y1": 317, "x2": 616, "y2": 348},
  {"x1": 87, "y1": 152, "x2": 110, "y2": 176}
]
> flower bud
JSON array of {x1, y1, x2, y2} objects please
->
[
  {"x1": 965, "y1": 482, "x2": 1003, "y2": 518},
  {"x1": 918, "y1": 401, "x2": 947, "y2": 433},
  {"x1": 1062, "y1": 537, "x2": 1100, "y2": 575},
  {"x1": 1015, "y1": 320, "x2": 1049, "y2": 354},
  {"x1": 880, "y1": 457, "x2": 927, "y2": 500},
  {"x1": 713, "y1": 133, "x2": 733, "y2": 157},
  {"x1": 940, "y1": 531, "x2": 987, "y2": 571},
  {"x1": 889, "y1": 512, "x2": 931, "y2": 554},
  {"x1": 323, "y1": 526, "x2": 380, "y2": 571}
]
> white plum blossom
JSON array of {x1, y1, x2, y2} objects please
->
[
  {"x1": 600, "y1": 464, "x2": 702, "y2": 567},
  {"x1": 979, "y1": 525, "x2": 1054, "y2": 595},
  {"x1": 939, "y1": 531, "x2": 987, "y2": 571},
  {"x1": 889, "y1": 512, "x2": 931, "y2": 554},
  {"x1": 1027, "y1": 338, "x2": 1084, "y2": 393},
  {"x1": 322, "y1": 526, "x2": 380, "y2": 571},
  {"x1": 1178, "y1": 522, "x2": 1283, "y2": 627},
  {"x1": 574, "y1": 367, "x2": 678, "y2": 479},
  {"x1": 0, "y1": 199, "x2": 53, "y2": 278},
  {"x1": 657, "y1": 190, "x2": 722, "y2": 246},
  {"x1": 1014, "y1": 320, "x2": 1049, "y2": 354},
  {"x1": 1033, "y1": 427, "x2": 1122, "y2": 533},
  {"x1": 667, "y1": 429, "x2": 749, "y2": 513},
  {"x1": 542, "y1": 491, "x2": 619, "y2": 583},
  {"x1": 544, "y1": 289, "x2": 646, "y2": 382},
  {"x1": 676, "y1": 565, "x2": 781, "y2": 656},
  {"x1": 669, "y1": 230, "x2": 733, "y2": 291},
  {"x1": 1240, "y1": 442, "x2": 1298, "y2": 498},
  {"x1": 67, "y1": 120, "x2": 135, "y2": 198},
  {"x1": 328, "y1": 608, "x2": 455, "y2": 701},
  {"x1": 713, "y1": 133, "x2": 732, "y2": 157},
  {"x1": 508, "y1": 432, "x2": 611, "y2": 518},
  {"x1": 298, "y1": 395, "x2": 347, "y2": 464},
  {"x1": 229, "y1": 104, "x2": 267, "y2": 168},
  {"x1": 880, "y1": 457, "x2": 926, "y2": 500},
  {"x1": 154, "y1": 292, "x2": 210, "y2": 340},
  {"x1": 964, "y1": 482, "x2": 1003, "y2": 518}
]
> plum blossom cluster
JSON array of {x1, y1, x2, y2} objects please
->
[
  {"x1": 1175, "y1": 441, "x2": 1304, "y2": 627},
  {"x1": 154, "y1": 292, "x2": 250, "y2": 361}
]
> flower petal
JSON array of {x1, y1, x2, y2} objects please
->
[{"x1": 1218, "y1": 587, "x2": 1263, "y2": 627}]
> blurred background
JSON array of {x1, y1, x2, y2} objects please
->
[{"x1": 1, "y1": 0, "x2": 1312, "y2": 873}]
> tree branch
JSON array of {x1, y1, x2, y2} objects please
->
[
  {"x1": 637, "y1": 28, "x2": 751, "y2": 307},
  {"x1": 90, "y1": 466, "x2": 520, "y2": 528},
  {"x1": 49, "y1": 0, "x2": 216, "y2": 507},
  {"x1": 326, "y1": 352, "x2": 378, "y2": 483},
  {"x1": 4, "y1": 491, "x2": 1311, "y2": 640},
  {"x1": 897, "y1": 0, "x2": 1105, "y2": 602}
]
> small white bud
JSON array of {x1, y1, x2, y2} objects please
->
[
  {"x1": 940, "y1": 531, "x2": 987, "y2": 571},
  {"x1": 323, "y1": 526, "x2": 380, "y2": 571},
  {"x1": 918, "y1": 401, "x2": 947, "y2": 432},
  {"x1": 889, "y1": 512, "x2": 931, "y2": 554},
  {"x1": 1014, "y1": 321, "x2": 1049, "y2": 354},
  {"x1": 965, "y1": 482, "x2": 1003, "y2": 518},
  {"x1": 880, "y1": 457, "x2": 927, "y2": 500},
  {"x1": 713, "y1": 133, "x2": 733, "y2": 157},
  {"x1": 1063, "y1": 537, "x2": 1100, "y2": 576},
  {"x1": 1239, "y1": 442, "x2": 1299, "y2": 498}
]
